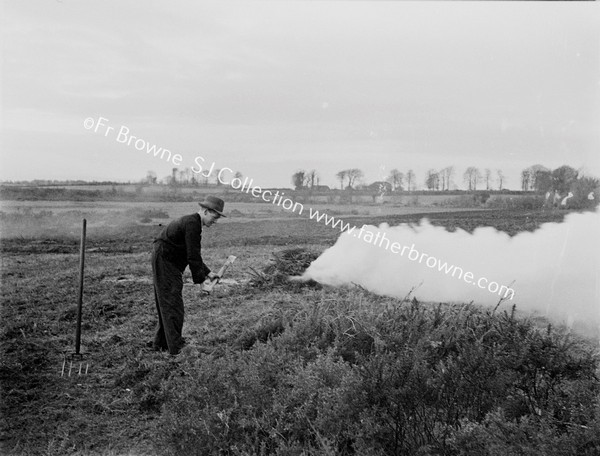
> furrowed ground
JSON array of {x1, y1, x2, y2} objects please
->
[{"x1": 1, "y1": 206, "x2": 599, "y2": 455}]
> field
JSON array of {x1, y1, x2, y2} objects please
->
[{"x1": 1, "y1": 201, "x2": 599, "y2": 455}]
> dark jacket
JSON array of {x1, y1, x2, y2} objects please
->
[{"x1": 154, "y1": 213, "x2": 211, "y2": 283}]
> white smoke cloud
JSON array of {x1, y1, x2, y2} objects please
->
[{"x1": 299, "y1": 210, "x2": 600, "y2": 330}]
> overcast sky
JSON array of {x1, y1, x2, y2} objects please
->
[{"x1": 2, "y1": 1, "x2": 599, "y2": 190}]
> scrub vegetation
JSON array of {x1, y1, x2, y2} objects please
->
[{"x1": 1, "y1": 204, "x2": 598, "y2": 455}]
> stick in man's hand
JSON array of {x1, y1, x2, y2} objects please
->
[{"x1": 202, "y1": 255, "x2": 237, "y2": 293}]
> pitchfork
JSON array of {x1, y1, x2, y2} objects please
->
[{"x1": 61, "y1": 219, "x2": 89, "y2": 378}]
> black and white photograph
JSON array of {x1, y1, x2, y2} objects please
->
[{"x1": 2, "y1": 1, "x2": 600, "y2": 455}]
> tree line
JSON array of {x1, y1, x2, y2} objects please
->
[
  {"x1": 137, "y1": 164, "x2": 597, "y2": 196},
  {"x1": 143, "y1": 168, "x2": 244, "y2": 187},
  {"x1": 291, "y1": 167, "x2": 507, "y2": 192},
  {"x1": 520, "y1": 164, "x2": 583, "y2": 194}
]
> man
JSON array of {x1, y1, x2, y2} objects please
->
[{"x1": 150, "y1": 196, "x2": 226, "y2": 355}]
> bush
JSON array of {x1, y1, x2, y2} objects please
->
[
  {"x1": 154, "y1": 291, "x2": 600, "y2": 455},
  {"x1": 248, "y1": 247, "x2": 321, "y2": 290},
  {"x1": 569, "y1": 177, "x2": 599, "y2": 209}
]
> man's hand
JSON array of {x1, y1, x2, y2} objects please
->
[{"x1": 207, "y1": 271, "x2": 221, "y2": 281}]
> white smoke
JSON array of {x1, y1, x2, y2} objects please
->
[{"x1": 299, "y1": 210, "x2": 600, "y2": 330}]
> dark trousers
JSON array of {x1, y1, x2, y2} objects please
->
[{"x1": 151, "y1": 242, "x2": 185, "y2": 355}]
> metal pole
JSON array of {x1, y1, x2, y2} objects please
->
[{"x1": 75, "y1": 218, "x2": 86, "y2": 355}]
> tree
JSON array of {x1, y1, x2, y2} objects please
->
[
  {"x1": 520, "y1": 165, "x2": 550, "y2": 192},
  {"x1": 145, "y1": 170, "x2": 157, "y2": 185},
  {"x1": 336, "y1": 170, "x2": 347, "y2": 190},
  {"x1": 533, "y1": 169, "x2": 552, "y2": 193},
  {"x1": 521, "y1": 169, "x2": 531, "y2": 191},
  {"x1": 439, "y1": 166, "x2": 454, "y2": 191},
  {"x1": 571, "y1": 176, "x2": 599, "y2": 208},
  {"x1": 178, "y1": 167, "x2": 192, "y2": 185},
  {"x1": 387, "y1": 169, "x2": 404, "y2": 191},
  {"x1": 496, "y1": 169, "x2": 505, "y2": 190},
  {"x1": 552, "y1": 165, "x2": 578, "y2": 194},
  {"x1": 406, "y1": 169, "x2": 415, "y2": 192},
  {"x1": 346, "y1": 168, "x2": 364, "y2": 189},
  {"x1": 438, "y1": 169, "x2": 447, "y2": 191},
  {"x1": 425, "y1": 169, "x2": 440, "y2": 191},
  {"x1": 306, "y1": 169, "x2": 319, "y2": 189},
  {"x1": 525, "y1": 164, "x2": 551, "y2": 193},
  {"x1": 369, "y1": 181, "x2": 392, "y2": 194},
  {"x1": 484, "y1": 169, "x2": 492, "y2": 190},
  {"x1": 292, "y1": 170, "x2": 306, "y2": 190},
  {"x1": 463, "y1": 167, "x2": 481, "y2": 191}
]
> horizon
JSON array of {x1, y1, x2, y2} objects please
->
[{"x1": 0, "y1": 162, "x2": 595, "y2": 193}]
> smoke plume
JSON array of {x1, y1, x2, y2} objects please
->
[{"x1": 299, "y1": 210, "x2": 600, "y2": 331}]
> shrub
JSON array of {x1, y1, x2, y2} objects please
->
[
  {"x1": 154, "y1": 290, "x2": 600, "y2": 455},
  {"x1": 569, "y1": 177, "x2": 599, "y2": 209},
  {"x1": 248, "y1": 247, "x2": 321, "y2": 290}
]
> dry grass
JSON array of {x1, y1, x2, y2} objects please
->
[
  {"x1": 0, "y1": 240, "x2": 328, "y2": 455},
  {"x1": 1, "y1": 207, "x2": 598, "y2": 455}
]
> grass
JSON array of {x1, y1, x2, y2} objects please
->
[
  {"x1": 1, "y1": 206, "x2": 599, "y2": 455},
  {"x1": 0, "y1": 240, "x2": 331, "y2": 455}
]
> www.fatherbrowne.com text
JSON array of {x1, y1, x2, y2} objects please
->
[{"x1": 84, "y1": 115, "x2": 515, "y2": 300}]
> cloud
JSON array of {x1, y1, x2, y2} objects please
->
[{"x1": 2, "y1": 1, "x2": 599, "y2": 185}]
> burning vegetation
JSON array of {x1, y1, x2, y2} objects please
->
[{"x1": 248, "y1": 247, "x2": 322, "y2": 289}]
